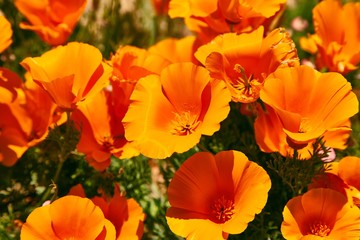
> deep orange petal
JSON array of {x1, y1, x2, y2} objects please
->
[
  {"x1": 216, "y1": 151, "x2": 271, "y2": 234},
  {"x1": 338, "y1": 156, "x2": 360, "y2": 191},
  {"x1": 50, "y1": 196, "x2": 106, "y2": 239},
  {"x1": 0, "y1": 15, "x2": 12, "y2": 53},
  {"x1": 167, "y1": 151, "x2": 220, "y2": 215},
  {"x1": 282, "y1": 188, "x2": 360, "y2": 239},
  {"x1": 116, "y1": 198, "x2": 145, "y2": 240}
]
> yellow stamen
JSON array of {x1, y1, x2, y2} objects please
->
[
  {"x1": 309, "y1": 222, "x2": 331, "y2": 237},
  {"x1": 171, "y1": 111, "x2": 200, "y2": 136}
]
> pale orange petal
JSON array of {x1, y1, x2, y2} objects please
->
[
  {"x1": 166, "y1": 217, "x2": 225, "y2": 240},
  {"x1": 20, "y1": 205, "x2": 59, "y2": 240}
]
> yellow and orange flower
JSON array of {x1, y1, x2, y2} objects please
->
[
  {"x1": 195, "y1": 26, "x2": 299, "y2": 103},
  {"x1": 254, "y1": 65, "x2": 358, "y2": 158},
  {"x1": 166, "y1": 150, "x2": 271, "y2": 239},
  {"x1": 69, "y1": 184, "x2": 145, "y2": 240},
  {"x1": 15, "y1": 0, "x2": 87, "y2": 46},
  {"x1": 281, "y1": 188, "x2": 360, "y2": 240},
  {"x1": 218, "y1": 0, "x2": 286, "y2": 22},
  {"x1": 311, "y1": 157, "x2": 360, "y2": 208},
  {"x1": 21, "y1": 195, "x2": 115, "y2": 239},
  {"x1": 21, "y1": 42, "x2": 111, "y2": 111},
  {"x1": 122, "y1": 62, "x2": 231, "y2": 159},
  {"x1": 169, "y1": 0, "x2": 286, "y2": 43},
  {"x1": 71, "y1": 87, "x2": 139, "y2": 171},
  {"x1": 0, "y1": 15, "x2": 12, "y2": 53},
  {"x1": 0, "y1": 68, "x2": 64, "y2": 166},
  {"x1": 300, "y1": 0, "x2": 360, "y2": 74}
]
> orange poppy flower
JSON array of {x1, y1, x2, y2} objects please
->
[
  {"x1": 299, "y1": 0, "x2": 360, "y2": 74},
  {"x1": 14, "y1": 0, "x2": 87, "y2": 46},
  {"x1": 122, "y1": 62, "x2": 231, "y2": 159},
  {"x1": 218, "y1": 0, "x2": 286, "y2": 22},
  {"x1": 21, "y1": 195, "x2": 116, "y2": 239},
  {"x1": 0, "y1": 68, "x2": 64, "y2": 166},
  {"x1": 0, "y1": 15, "x2": 12, "y2": 53},
  {"x1": 166, "y1": 150, "x2": 271, "y2": 239},
  {"x1": 255, "y1": 65, "x2": 358, "y2": 158},
  {"x1": 169, "y1": 0, "x2": 286, "y2": 43},
  {"x1": 71, "y1": 87, "x2": 139, "y2": 171},
  {"x1": 195, "y1": 26, "x2": 299, "y2": 103},
  {"x1": 21, "y1": 42, "x2": 111, "y2": 111},
  {"x1": 148, "y1": 36, "x2": 198, "y2": 64},
  {"x1": 281, "y1": 188, "x2": 360, "y2": 239},
  {"x1": 69, "y1": 184, "x2": 145, "y2": 240}
]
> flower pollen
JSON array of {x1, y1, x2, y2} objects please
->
[
  {"x1": 171, "y1": 111, "x2": 200, "y2": 136},
  {"x1": 210, "y1": 195, "x2": 235, "y2": 223},
  {"x1": 231, "y1": 64, "x2": 262, "y2": 103},
  {"x1": 309, "y1": 221, "x2": 331, "y2": 237}
]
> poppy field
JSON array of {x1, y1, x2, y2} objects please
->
[{"x1": 1, "y1": 0, "x2": 360, "y2": 239}]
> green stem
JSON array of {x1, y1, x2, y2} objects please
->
[{"x1": 39, "y1": 111, "x2": 72, "y2": 204}]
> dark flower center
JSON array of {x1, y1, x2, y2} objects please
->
[{"x1": 210, "y1": 195, "x2": 235, "y2": 223}]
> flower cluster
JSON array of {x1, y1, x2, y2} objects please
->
[{"x1": 1, "y1": 0, "x2": 360, "y2": 239}]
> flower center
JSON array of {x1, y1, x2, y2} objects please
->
[
  {"x1": 210, "y1": 195, "x2": 235, "y2": 223},
  {"x1": 309, "y1": 222, "x2": 331, "y2": 237},
  {"x1": 171, "y1": 111, "x2": 200, "y2": 136},
  {"x1": 101, "y1": 135, "x2": 114, "y2": 151},
  {"x1": 230, "y1": 64, "x2": 262, "y2": 103}
]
